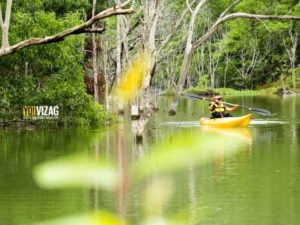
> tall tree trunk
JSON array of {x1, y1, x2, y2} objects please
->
[
  {"x1": 135, "y1": 0, "x2": 160, "y2": 141},
  {"x1": 289, "y1": 28, "x2": 297, "y2": 90},
  {"x1": 116, "y1": 0, "x2": 124, "y2": 112},
  {"x1": 24, "y1": 61, "x2": 29, "y2": 78},
  {"x1": 168, "y1": 0, "x2": 207, "y2": 115},
  {"x1": 0, "y1": 0, "x2": 12, "y2": 50},
  {"x1": 92, "y1": 0, "x2": 99, "y2": 103},
  {"x1": 102, "y1": 40, "x2": 110, "y2": 110},
  {"x1": 115, "y1": 0, "x2": 131, "y2": 113},
  {"x1": 169, "y1": 49, "x2": 194, "y2": 115}
]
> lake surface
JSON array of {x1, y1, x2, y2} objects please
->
[{"x1": 1, "y1": 95, "x2": 300, "y2": 225}]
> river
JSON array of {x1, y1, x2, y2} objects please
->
[{"x1": 0, "y1": 95, "x2": 299, "y2": 225}]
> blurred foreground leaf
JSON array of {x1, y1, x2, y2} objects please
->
[
  {"x1": 134, "y1": 129, "x2": 251, "y2": 179},
  {"x1": 141, "y1": 217, "x2": 185, "y2": 225},
  {"x1": 32, "y1": 211, "x2": 126, "y2": 225},
  {"x1": 33, "y1": 155, "x2": 117, "y2": 190},
  {"x1": 144, "y1": 178, "x2": 173, "y2": 216}
]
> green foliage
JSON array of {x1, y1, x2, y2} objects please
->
[
  {"x1": 197, "y1": 74, "x2": 209, "y2": 89},
  {"x1": 284, "y1": 66, "x2": 300, "y2": 90},
  {"x1": 166, "y1": 0, "x2": 300, "y2": 91},
  {"x1": 185, "y1": 87, "x2": 219, "y2": 96},
  {"x1": 0, "y1": 1, "x2": 111, "y2": 126}
]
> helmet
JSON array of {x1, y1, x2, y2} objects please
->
[{"x1": 213, "y1": 96, "x2": 222, "y2": 102}]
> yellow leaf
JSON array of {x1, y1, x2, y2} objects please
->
[{"x1": 113, "y1": 50, "x2": 152, "y2": 103}]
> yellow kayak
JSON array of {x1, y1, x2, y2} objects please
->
[{"x1": 200, "y1": 114, "x2": 252, "y2": 128}]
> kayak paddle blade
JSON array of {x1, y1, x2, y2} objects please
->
[{"x1": 250, "y1": 108, "x2": 271, "y2": 116}]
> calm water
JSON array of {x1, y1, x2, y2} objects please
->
[{"x1": 1, "y1": 95, "x2": 300, "y2": 225}]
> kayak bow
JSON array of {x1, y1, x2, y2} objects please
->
[{"x1": 200, "y1": 114, "x2": 252, "y2": 128}]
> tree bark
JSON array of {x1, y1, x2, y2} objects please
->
[
  {"x1": 168, "y1": 0, "x2": 208, "y2": 115},
  {"x1": 0, "y1": 1, "x2": 134, "y2": 57},
  {"x1": 135, "y1": 0, "x2": 160, "y2": 141},
  {"x1": 0, "y1": 0, "x2": 12, "y2": 50},
  {"x1": 92, "y1": 0, "x2": 99, "y2": 103},
  {"x1": 116, "y1": 0, "x2": 123, "y2": 84},
  {"x1": 283, "y1": 26, "x2": 298, "y2": 90},
  {"x1": 115, "y1": 0, "x2": 128, "y2": 113},
  {"x1": 169, "y1": 49, "x2": 194, "y2": 115}
]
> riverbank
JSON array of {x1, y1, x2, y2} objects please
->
[{"x1": 183, "y1": 86, "x2": 300, "y2": 96}]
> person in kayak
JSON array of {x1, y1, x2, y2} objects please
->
[{"x1": 208, "y1": 96, "x2": 239, "y2": 119}]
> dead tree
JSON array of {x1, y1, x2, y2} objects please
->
[
  {"x1": 92, "y1": 0, "x2": 99, "y2": 103},
  {"x1": 283, "y1": 24, "x2": 298, "y2": 90},
  {"x1": 135, "y1": 0, "x2": 196, "y2": 140},
  {"x1": 168, "y1": 0, "x2": 300, "y2": 115}
]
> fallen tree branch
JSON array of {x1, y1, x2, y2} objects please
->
[{"x1": 0, "y1": 1, "x2": 134, "y2": 57}]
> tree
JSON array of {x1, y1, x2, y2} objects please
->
[
  {"x1": 168, "y1": 0, "x2": 300, "y2": 115},
  {"x1": 0, "y1": 0, "x2": 12, "y2": 50},
  {"x1": 92, "y1": 0, "x2": 99, "y2": 102},
  {"x1": 0, "y1": 0, "x2": 134, "y2": 57},
  {"x1": 283, "y1": 24, "x2": 298, "y2": 90}
]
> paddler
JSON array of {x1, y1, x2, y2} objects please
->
[{"x1": 208, "y1": 96, "x2": 239, "y2": 119}]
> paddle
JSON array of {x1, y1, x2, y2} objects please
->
[{"x1": 185, "y1": 93, "x2": 271, "y2": 116}]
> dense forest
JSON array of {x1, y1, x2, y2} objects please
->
[{"x1": 0, "y1": 0, "x2": 299, "y2": 127}]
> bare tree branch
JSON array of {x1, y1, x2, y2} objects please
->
[
  {"x1": 0, "y1": 3, "x2": 4, "y2": 26},
  {"x1": 218, "y1": 0, "x2": 240, "y2": 19},
  {"x1": 127, "y1": 16, "x2": 142, "y2": 36},
  {"x1": 157, "y1": 0, "x2": 197, "y2": 54},
  {"x1": 194, "y1": 13, "x2": 300, "y2": 48},
  {"x1": 255, "y1": 17, "x2": 272, "y2": 33},
  {"x1": 0, "y1": 1, "x2": 134, "y2": 57},
  {"x1": 4, "y1": 0, "x2": 12, "y2": 25},
  {"x1": 186, "y1": 0, "x2": 193, "y2": 13}
]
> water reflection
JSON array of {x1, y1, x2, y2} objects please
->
[{"x1": 1, "y1": 96, "x2": 300, "y2": 225}]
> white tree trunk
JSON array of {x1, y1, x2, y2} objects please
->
[
  {"x1": 169, "y1": 0, "x2": 207, "y2": 115},
  {"x1": 116, "y1": 0, "x2": 123, "y2": 83},
  {"x1": 169, "y1": 49, "x2": 194, "y2": 115},
  {"x1": 116, "y1": 0, "x2": 124, "y2": 112},
  {"x1": 0, "y1": 0, "x2": 12, "y2": 50},
  {"x1": 289, "y1": 28, "x2": 297, "y2": 90},
  {"x1": 92, "y1": 0, "x2": 99, "y2": 103},
  {"x1": 136, "y1": 0, "x2": 160, "y2": 140}
]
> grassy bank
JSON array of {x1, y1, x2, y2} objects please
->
[{"x1": 185, "y1": 87, "x2": 278, "y2": 96}]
